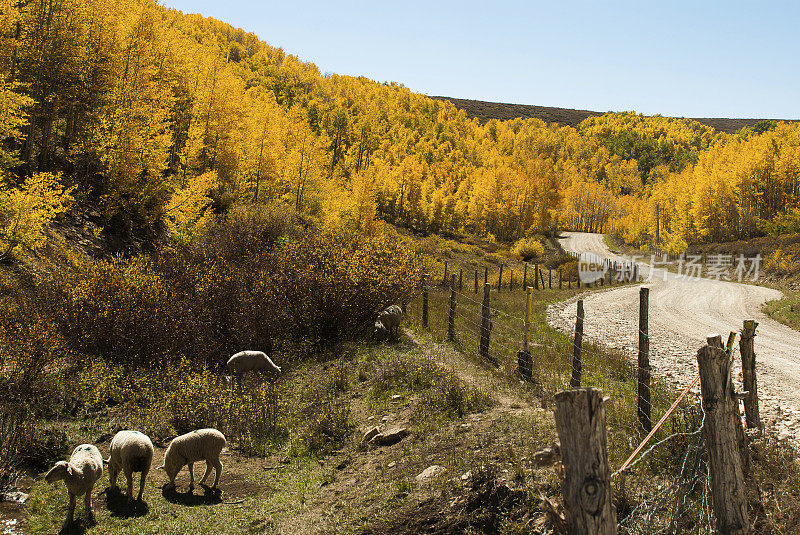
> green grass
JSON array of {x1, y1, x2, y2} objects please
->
[{"x1": 763, "y1": 291, "x2": 800, "y2": 332}]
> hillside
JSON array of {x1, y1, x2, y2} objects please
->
[{"x1": 432, "y1": 95, "x2": 789, "y2": 133}]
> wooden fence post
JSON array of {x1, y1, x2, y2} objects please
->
[
  {"x1": 498, "y1": 264, "x2": 504, "y2": 291},
  {"x1": 459, "y1": 268, "x2": 463, "y2": 291},
  {"x1": 540, "y1": 268, "x2": 546, "y2": 290},
  {"x1": 523, "y1": 262, "x2": 528, "y2": 289},
  {"x1": 422, "y1": 274, "x2": 429, "y2": 327},
  {"x1": 638, "y1": 287, "x2": 652, "y2": 433},
  {"x1": 480, "y1": 283, "x2": 491, "y2": 361},
  {"x1": 518, "y1": 286, "x2": 534, "y2": 381},
  {"x1": 510, "y1": 269, "x2": 514, "y2": 291},
  {"x1": 443, "y1": 261, "x2": 448, "y2": 286},
  {"x1": 549, "y1": 268, "x2": 552, "y2": 289},
  {"x1": 559, "y1": 268, "x2": 562, "y2": 289},
  {"x1": 448, "y1": 274, "x2": 456, "y2": 341},
  {"x1": 554, "y1": 387, "x2": 616, "y2": 535},
  {"x1": 696, "y1": 340, "x2": 751, "y2": 535},
  {"x1": 534, "y1": 263, "x2": 539, "y2": 290},
  {"x1": 474, "y1": 268, "x2": 478, "y2": 293},
  {"x1": 484, "y1": 267, "x2": 488, "y2": 286},
  {"x1": 571, "y1": 300, "x2": 584, "y2": 388},
  {"x1": 740, "y1": 320, "x2": 760, "y2": 430}
]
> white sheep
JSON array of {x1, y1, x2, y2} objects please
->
[
  {"x1": 44, "y1": 444, "x2": 104, "y2": 527},
  {"x1": 105, "y1": 430, "x2": 154, "y2": 502},
  {"x1": 226, "y1": 350, "x2": 281, "y2": 387},
  {"x1": 373, "y1": 305, "x2": 403, "y2": 342},
  {"x1": 159, "y1": 428, "x2": 226, "y2": 491}
]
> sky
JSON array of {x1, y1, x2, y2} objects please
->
[{"x1": 162, "y1": 0, "x2": 799, "y2": 119}]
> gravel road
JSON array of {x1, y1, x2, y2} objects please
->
[{"x1": 548, "y1": 231, "x2": 800, "y2": 440}]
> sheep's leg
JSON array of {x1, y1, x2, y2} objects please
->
[
  {"x1": 125, "y1": 468, "x2": 134, "y2": 500},
  {"x1": 212, "y1": 459, "x2": 222, "y2": 490},
  {"x1": 84, "y1": 484, "x2": 94, "y2": 520},
  {"x1": 65, "y1": 492, "x2": 76, "y2": 526},
  {"x1": 187, "y1": 463, "x2": 195, "y2": 490},
  {"x1": 199, "y1": 461, "x2": 212, "y2": 485},
  {"x1": 109, "y1": 463, "x2": 118, "y2": 489},
  {"x1": 138, "y1": 468, "x2": 148, "y2": 501}
]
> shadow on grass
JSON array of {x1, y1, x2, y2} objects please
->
[
  {"x1": 104, "y1": 486, "x2": 149, "y2": 518},
  {"x1": 57, "y1": 515, "x2": 94, "y2": 535},
  {"x1": 161, "y1": 484, "x2": 222, "y2": 506}
]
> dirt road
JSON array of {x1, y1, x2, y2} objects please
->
[{"x1": 549, "y1": 232, "x2": 800, "y2": 440}]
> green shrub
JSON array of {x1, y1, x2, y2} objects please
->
[
  {"x1": 511, "y1": 237, "x2": 545, "y2": 261},
  {"x1": 302, "y1": 403, "x2": 353, "y2": 456}
]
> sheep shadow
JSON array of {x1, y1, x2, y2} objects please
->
[
  {"x1": 104, "y1": 486, "x2": 149, "y2": 518},
  {"x1": 56, "y1": 517, "x2": 93, "y2": 535},
  {"x1": 161, "y1": 484, "x2": 222, "y2": 506}
]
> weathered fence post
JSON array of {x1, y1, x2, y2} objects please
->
[
  {"x1": 443, "y1": 261, "x2": 448, "y2": 286},
  {"x1": 571, "y1": 300, "x2": 584, "y2": 388},
  {"x1": 448, "y1": 274, "x2": 456, "y2": 341},
  {"x1": 422, "y1": 274, "x2": 429, "y2": 327},
  {"x1": 484, "y1": 267, "x2": 488, "y2": 286},
  {"x1": 559, "y1": 268, "x2": 563, "y2": 289},
  {"x1": 510, "y1": 268, "x2": 514, "y2": 291},
  {"x1": 480, "y1": 283, "x2": 491, "y2": 361},
  {"x1": 540, "y1": 267, "x2": 546, "y2": 289},
  {"x1": 534, "y1": 263, "x2": 540, "y2": 290},
  {"x1": 518, "y1": 286, "x2": 534, "y2": 381},
  {"x1": 474, "y1": 268, "x2": 478, "y2": 293},
  {"x1": 740, "y1": 320, "x2": 760, "y2": 430},
  {"x1": 523, "y1": 262, "x2": 528, "y2": 289},
  {"x1": 498, "y1": 264, "x2": 504, "y2": 291},
  {"x1": 638, "y1": 287, "x2": 652, "y2": 433},
  {"x1": 696, "y1": 340, "x2": 751, "y2": 535},
  {"x1": 554, "y1": 387, "x2": 616, "y2": 535},
  {"x1": 459, "y1": 268, "x2": 463, "y2": 291},
  {"x1": 549, "y1": 268, "x2": 552, "y2": 289}
]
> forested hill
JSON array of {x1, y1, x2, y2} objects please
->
[
  {"x1": 1, "y1": 0, "x2": 800, "y2": 263},
  {"x1": 432, "y1": 96, "x2": 787, "y2": 134}
]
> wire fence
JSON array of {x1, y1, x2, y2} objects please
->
[{"x1": 404, "y1": 263, "x2": 714, "y2": 534}]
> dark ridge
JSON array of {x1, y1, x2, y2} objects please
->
[{"x1": 432, "y1": 96, "x2": 792, "y2": 134}]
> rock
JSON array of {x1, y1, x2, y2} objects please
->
[
  {"x1": 391, "y1": 394, "x2": 402, "y2": 401},
  {"x1": 1, "y1": 491, "x2": 28, "y2": 504},
  {"x1": 371, "y1": 427, "x2": 409, "y2": 446},
  {"x1": 415, "y1": 465, "x2": 444, "y2": 482},
  {"x1": 387, "y1": 461, "x2": 396, "y2": 468},
  {"x1": 362, "y1": 426, "x2": 381, "y2": 444},
  {"x1": 533, "y1": 443, "x2": 561, "y2": 466},
  {"x1": 460, "y1": 470, "x2": 472, "y2": 481},
  {"x1": 381, "y1": 415, "x2": 390, "y2": 423}
]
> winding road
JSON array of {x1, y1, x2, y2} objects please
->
[{"x1": 548, "y1": 232, "x2": 800, "y2": 439}]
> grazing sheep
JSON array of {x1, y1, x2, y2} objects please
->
[
  {"x1": 226, "y1": 350, "x2": 281, "y2": 387},
  {"x1": 45, "y1": 444, "x2": 103, "y2": 527},
  {"x1": 160, "y1": 428, "x2": 226, "y2": 491},
  {"x1": 373, "y1": 305, "x2": 403, "y2": 342},
  {"x1": 106, "y1": 430, "x2": 154, "y2": 502}
]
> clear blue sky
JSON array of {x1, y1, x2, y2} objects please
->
[{"x1": 162, "y1": 0, "x2": 799, "y2": 119}]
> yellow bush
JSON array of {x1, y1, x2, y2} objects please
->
[{"x1": 511, "y1": 237, "x2": 546, "y2": 261}]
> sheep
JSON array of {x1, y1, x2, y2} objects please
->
[
  {"x1": 44, "y1": 444, "x2": 104, "y2": 527},
  {"x1": 373, "y1": 305, "x2": 403, "y2": 342},
  {"x1": 105, "y1": 430, "x2": 154, "y2": 502},
  {"x1": 226, "y1": 350, "x2": 281, "y2": 387},
  {"x1": 159, "y1": 428, "x2": 226, "y2": 491}
]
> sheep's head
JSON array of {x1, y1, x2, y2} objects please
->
[
  {"x1": 45, "y1": 461, "x2": 71, "y2": 483},
  {"x1": 373, "y1": 322, "x2": 388, "y2": 342},
  {"x1": 161, "y1": 449, "x2": 183, "y2": 482}
]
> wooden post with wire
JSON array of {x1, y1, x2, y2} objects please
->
[
  {"x1": 570, "y1": 300, "x2": 584, "y2": 388},
  {"x1": 448, "y1": 274, "x2": 456, "y2": 341},
  {"x1": 517, "y1": 286, "x2": 534, "y2": 381},
  {"x1": 459, "y1": 268, "x2": 463, "y2": 291},
  {"x1": 474, "y1": 268, "x2": 478, "y2": 293},
  {"x1": 523, "y1": 262, "x2": 528, "y2": 289},
  {"x1": 559, "y1": 268, "x2": 563, "y2": 289},
  {"x1": 480, "y1": 283, "x2": 491, "y2": 361},
  {"x1": 549, "y1": 268, "x2": 552, "y2": 289},
  {"x1": 498, "y1": 264, "x2": 504, "y2": 291},
  {"x1": 740, "y1": 320, "x2": 760, "y2": 430},
  {"x1": 484, "y1": 267, "x2": 488, "y2": 287},
  {"x1": 443, "y1": 261, "x2": 448, "y2": 286},
  {"x1": 534, "y1": 263, "x2": 539, "y2": 290},
  {"x1": 554, "y1": 387, "x2": 616, "y2": 535},
  {"x1": 638, "y1": 287, "x2": 652, "y2": 434},
  {"x1": 422, "y1": 273, "x2": 428, "y2": 328},
  {"x1": 696, "y1": 337, "x2": 750, "y2": 535}
]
